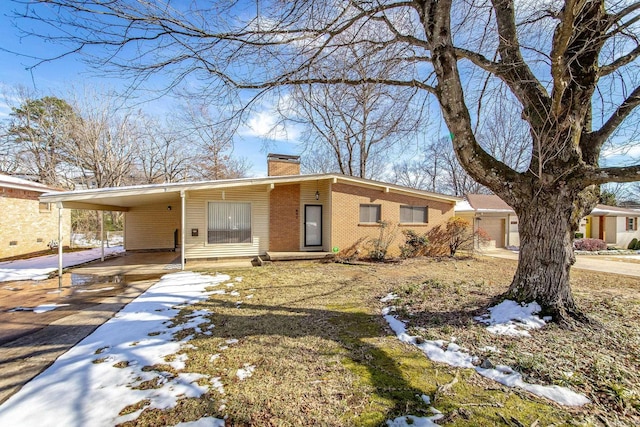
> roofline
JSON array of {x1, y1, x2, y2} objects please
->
[
  {"x1": 0, "y1": 179, "x2": 62, "y2": 194},
  {"x1": 40, "y1": 174, "x2": 461, "y2": 204}
]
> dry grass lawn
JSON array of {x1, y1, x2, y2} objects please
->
[{"x1": 123, "y1": 256, "x2": 640, "y2": 426}]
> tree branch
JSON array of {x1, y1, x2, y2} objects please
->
[
  {"x1": 588, "y1": 85, "x2": 640, "y2": 150},
  {"x1": 586, "y1": 164, "x2": 640, "y2": 184},
  {"x1": 599, "y1": 45, "x2": 640, "y2": 76}
]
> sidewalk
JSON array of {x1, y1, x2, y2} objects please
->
[{"x1": 484, "y1": 249, "x2": 640, "y2": 278}]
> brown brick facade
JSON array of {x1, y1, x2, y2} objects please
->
[
  {"x1": 267, "y1": 160, "x2": 300, "y2": 176},
  {"x1": 330, "y1": 183, "x2": 454, "y2": 256},
  {"x1": 269, "y1": 184, "x2": 301, "y2": 251}
]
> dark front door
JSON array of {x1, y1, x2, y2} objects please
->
[{"x1": 304, "y1": 205, "x2": 322, "y2": 247}]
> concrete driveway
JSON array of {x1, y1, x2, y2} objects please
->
[
  {"x1": 0, "y1": 251, "x2": 255, "y2": 404},
  {"x1": 485, "y1": 249, "x2": 640, "y2": 278}
]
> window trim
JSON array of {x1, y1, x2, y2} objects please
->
[
  {"x1": 627, "y1": 217, "x2": 638, "y2": 232},
  {"x1": 399, "y1": 205, "x2": 428, "y2": 224},
  {"x1": 206, "y1": 201, "x2": 253, "y2": 245},
  {"x1": 359, "y1": 204, "x2": 381, "y2": 224}
]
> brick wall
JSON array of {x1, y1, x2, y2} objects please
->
[
  {"x1": 0, "y1": 190, "x2": 71, "y2": 259},
  {"x1": 267, "y1": 160, "x2": 300, "y2": 176},
  {"x1": 330, "y1": 183, "x2": 455, "y2": 257},
  {"x1": 269, "y1": 184, "x2": 300, "y2": 251}
]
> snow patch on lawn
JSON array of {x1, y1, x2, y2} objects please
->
[
  {"x1": 386, "y1": 413, "x2": 443, "y2": 427},
  {"x1": 236, "y1": 364, "x2": 256, "y2": 380},
  {"x1": 381, "y1": 296, "x2": 590, "y2": 407},
  {"x1": 474, "y1": 300, "x2": 548, "y2": 337},
  {"x1": 0, "y1": 271, "x2": 228, "y2": 426}
]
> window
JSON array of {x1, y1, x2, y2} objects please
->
[
  {"x1": 400, "y1": 205, "x2": 428, "y2": 223},
  {"x1": 627, "y1": 217, "x2": 638, "y2": 231},
  {"x1": 359, "y1": 204, "x2": 381, "y2": 223},
  {"x1": 208, "y1": 202, "x2": 251, "y2": 244},
  {"x1": 39, "y1": 202, "x2": 51, "y2": 213}
]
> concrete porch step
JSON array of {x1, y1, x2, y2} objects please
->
[{"x1": 265, "y1": 251, "x2": 335, "y2": 261}]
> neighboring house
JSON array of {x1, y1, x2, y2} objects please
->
[
  {"x1": 40, "y1": 154, "x2": 459, "y2": 266},
  {"x1": 455, "y1": 194, "x2": 520, "y2": 249},
  {"x1": 0, "y1": 174, "x2": 71, "y2": 259},
  {"x1": 456, "y1": 194, "x2": 640, "y2": 249},
  {"x1": 582, "y1": 205, "x2": 640, "y2": 249}
]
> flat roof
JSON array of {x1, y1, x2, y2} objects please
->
[
  {"x1": 40, "y1": 173, "x2": 461, "y2": 211},
  {"x1": 0, "y1": 174, "x2": 62, "y2": 193}
]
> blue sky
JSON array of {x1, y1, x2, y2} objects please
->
[
  {"x1": 0, "y1": 2, "x2": 302, "y2": 177},
  {"x1": 1, "y1": 1, "x2": 636, "y2": 180}
]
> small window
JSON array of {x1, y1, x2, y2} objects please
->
[
  {"x1": 400, "y1": 206, "x2": 428, "y2": 223},
  {"x1": 39, "y1": 202, "x2": 51, "y2": 213},
  {"x1": 208, "y1": 202, "x2": 251, "y2": 244},
  {"x1": 359, "y1": 204, "x2": 381, "y2": 223},
  {"x1": 627, "y1": 217, "x2": 638, "y2": 231}
]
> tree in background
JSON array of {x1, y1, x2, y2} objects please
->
[
  {"x1": 179, "y1": 103, "x2": 250, "y2": 180},
  {"x1": 16, "y1": 1, "x2": 640, "y2": 324},
  {"x1": 291, "y1": 41, "x2": 424, "y2": 179},
  {"x1": 6, "y1": 94, "x2": 76, "y2": 186}
]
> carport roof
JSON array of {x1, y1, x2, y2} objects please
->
[{"x1": 39, "y1": 173, "x2": 461, "y2": 211}]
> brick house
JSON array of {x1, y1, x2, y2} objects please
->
[
  {"x1": 0, "y1": 174, "x2": 71, "y2": 259},
  {"x1": 40, "y1": 154, "x2": 459, "y2": 267}
]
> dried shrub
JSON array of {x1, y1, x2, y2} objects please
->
[
  {"x1": 367, "y1": 221, "x2": 397, "y2": 261},
  {"x1": 399, "y1": 230, "x2": 429, "y2": 258},
  {"x1": 574, "y1": 238, "x2": 607, "y2": 251},
  {"x1": 425, "y1": 217, "x2": 488, "y2": 257}
]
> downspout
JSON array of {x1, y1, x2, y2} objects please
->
[
  {"x1": 181, "y1": 190, "x2": 186, "y2": 271},
  {"x1": 57, "y1": 202, "x2": 63, "y2": 290}
]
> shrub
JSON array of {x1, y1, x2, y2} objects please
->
[
  {"x1": 424, "y1": 217, "x2": 489, "y2": 257},
  {"x1": 574, "y1": 238, "x2": 607, "y2": 251},
  {"x1": 628, "y1": 238, "x2": 638, "y2": 250},
  {"x1": 367, "y1": 221, "x2": 397, "y2": 261},
  {"x1": 399, "y1": 230, "x2": 429, "y2": 258},
  {"x1": 575, "y1": 232, "x2": 584, "y2": 239}
]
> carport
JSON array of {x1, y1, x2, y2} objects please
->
[{"x1": 40, "y1": 184, "x2": 187, "y2": 287}]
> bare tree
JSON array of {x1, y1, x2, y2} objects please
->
[
  {"x1": 394, "y1": 137, "x2": 490, "y2": 196},
  {"x1": 290, "y1": 42, "x2": 424, "y2": 179},
  {"x1": 134, "y1": 115, "x2": 193, "y2": 184},
  {"x1": 179, "y1": 103, "x2": 249, "y2": 180},
  {"x1": 16, "y1": 0, "x2": 640, "y2": 324},
  {"x1": 65, "y1": 93, "x2": 139, "y2": 188}
]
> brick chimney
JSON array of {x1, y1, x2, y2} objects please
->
[{"x1": 267, "y1": 153, "x2": 301, "y2": 176}]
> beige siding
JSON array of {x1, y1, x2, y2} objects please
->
[
  {"x1": 299, "y1": 180, "x2": 331, "y2": 251},
  {"x1": 0, "y1": 194, "x2": 71, "y2": 259},
  {"x1": 185, "y1": 186, "x2": 269, "y2": 259},
  {"x1": 125, "y1": 203, "x2": 181, "y2": 250}
]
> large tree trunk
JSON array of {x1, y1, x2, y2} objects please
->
[{"x1": 506, "y1": 193, "x2": 589, "y2": 326}]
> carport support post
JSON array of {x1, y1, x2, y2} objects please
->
[
  {"x1": 57, "y1": 202, "x2": 63, "y2": 290},
  {"x1": 181, "y1": 190, "x2": 186, "y2": 271},
  {"x1": 100, "y1": 211, "x2": 105, "y2": 262}
]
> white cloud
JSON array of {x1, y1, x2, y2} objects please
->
[{"x1": 238, "y1": 99, "x2": 302, "y2": 142}]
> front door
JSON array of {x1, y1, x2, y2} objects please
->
[{"x1": 304, "y1": 205, "x2": 322, "y2": 247}]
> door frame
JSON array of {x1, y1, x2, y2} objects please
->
[{"x1": 304, "y1": 204, "x2": 323, "y2": 247}]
